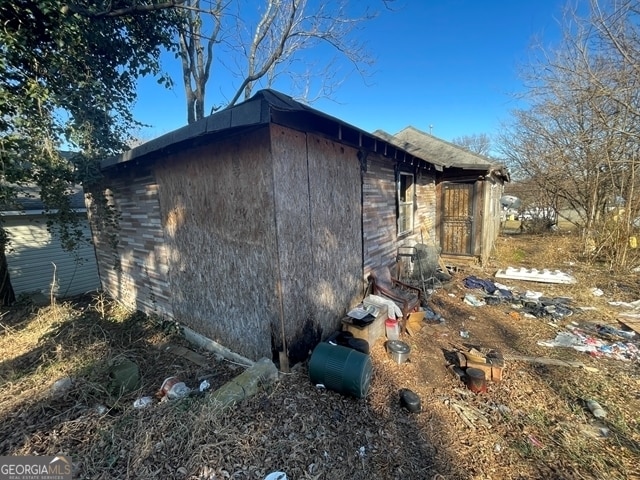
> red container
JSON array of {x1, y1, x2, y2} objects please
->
[
  {"x1": 466, "y1": 368, "x2": 487, "y2": 393},
  {"x1": 385, "y1": 318, "x2": 400, "y2": 340},
  {"x1": 160, "y1": 376, "x2": 180, "y2": 395}
]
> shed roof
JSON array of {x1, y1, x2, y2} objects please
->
[
  {"x1": 1, "y1": 184, "x2": 86, "y2": 215},
  {"x1": 374, "y1": 126, "x2": 509, "y2": 180},
  {"x1": 103, "y1": 89, "x2": 499, "y2": 176}
]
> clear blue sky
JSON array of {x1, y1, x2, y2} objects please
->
[{"x1": 133, "y1": 1, "x2": 568, "y2": 145}]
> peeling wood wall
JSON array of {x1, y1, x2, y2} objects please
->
[
  {"x1": 481, "y1": 180, "x2": 504, "y2": 264},
  {"x1": 90, "y1": 123, "x2": 448, "y2": 362},
  {"x1": 362, "y1": 156, "x2": 437, "y2": 278},
  {"x1": 155, "y1": 128, "x2": 279, "y2": 361},
  {"x1": 271, "y1": 127, "x2": 363, "y2": 362},
  {"x1": 92, "y1": 125, "x2": 365, "y2": 363},
  {"x1": 87, "y1": 169, "x2": 172, "y2": 318}
]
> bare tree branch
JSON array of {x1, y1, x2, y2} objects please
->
[
  {"x1": 499, "y1": 0, "x2": 640, "y2": 268},
  {"x1": 66, "y1": 0, "x2": 186, "y2": 18},
  {"x1": 174, "y1": 0, "x2": 378, "y2": 122}
]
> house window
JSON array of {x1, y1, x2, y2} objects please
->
[{"x1": 397, "y1": 172, "x2": 415, "y2": 236}]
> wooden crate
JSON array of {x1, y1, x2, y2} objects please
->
[{"x1": 341, "y1": 310, "x2": 387, "y2": 346}]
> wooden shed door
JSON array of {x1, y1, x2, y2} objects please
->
[{"x1": 441, "y1": 183, "x2": 473, "y2": 255}]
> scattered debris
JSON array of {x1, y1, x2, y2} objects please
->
[
  {"x1": 424, "y1": 305, "x2": 444, "y2": 323},
  {"x1": 581, "y1": 424, "x2": 610, "y2": 439},
  {"x1": 537, "y1": 326, "x2": 639, "y2": 362},
  {"x1": 586, "y1": 399, "x2": 607, "y2": 419},
  {"x1": 133, "y1": 396, "x2": 154, "y2": 409},
  {"x1": 464, "y1": 294, "x2": 486, "y2": 307},
  {"x1": 445, "y1": 398, "x2": 492, "y2": 430},
  {"x1": 263, "y1": 472, "x2": 288, "y2": 480},
  {"x1": 608, "y1": 299, "x2": 640, "y2": 310},
  {"x1": 495, "y1": 267, "x2": 576, "y2": 284},
  {"x1": 462, "y1": 274, "x2": 575, "y2": 319},
  {"x1": 503, "y1": 354, "x2": 599, "y2": 372},
  {"x1": 527, "y1": 434, "x2": 543, "y2": 448},
  {"x1": 94, "y1": 404, "x2": 108, "y2": 415},
  {"x1": 595, "y1": 324, "x2": 635, "y2": 340},
  {"x1": 160, "y1": 376, "x2": 192, "y2": 400},
  {"x1": 50, "y1": 376, "x2": 74, "y2": 397}
]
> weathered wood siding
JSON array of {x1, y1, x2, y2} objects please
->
[
  {"x1": 363, "y1": 156, "x2": 437, "y2": 278},
  {"x1": 87, "y1": 169, "x2": 172, "y2": 318},
  {"x1": 271, "y1": 127, "x2": 363, "y2": 362},
  {"x1": 89, "y1": 123, "x2": 449, "y2": 362},
  {"x1": 481, "y1": 181, "x2": 504, "y2": 264},
  {"x1": 155, "y1": 128, "x2": 280, "y2": 361},
  {"x1": 5, "y1": 214, "x2": 100, "y2": 296}
]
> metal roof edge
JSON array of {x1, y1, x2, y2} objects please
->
[
  {"x1": 101, "y1": 89, "x2": 440, "y2": 172},
  {"x1": 102, "y1": 94, "x2": 271, "y2": 169}
]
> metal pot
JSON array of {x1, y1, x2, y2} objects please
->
[{"x1": 386, "y1": 340, "x2": 411, "y2": 364}]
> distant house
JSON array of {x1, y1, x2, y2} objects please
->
[
  {"x1": 1, "y1": 185, "x2": 100, "y2": 298},
  {"x1": 88, "y1": 89, "x2": 508, "y2": 364},
  {"x1": 376, "y1": 126, "x2": 509, "y2": 265}
]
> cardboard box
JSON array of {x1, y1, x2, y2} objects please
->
[{"x1": 341, "y1": 310, "x2": 386, "y2": 346}]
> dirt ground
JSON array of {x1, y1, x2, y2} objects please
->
[{"x1": 1, "y1": 230, "x2": 639, "y2": 480}]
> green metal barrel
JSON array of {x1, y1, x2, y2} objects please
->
[{"x1": 308, "y1": 342, "x2": 373, "y2": 398}]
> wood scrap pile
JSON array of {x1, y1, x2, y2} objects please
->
[{"x1": 447, "y1": 345, "x2": 506, "y2": 383}]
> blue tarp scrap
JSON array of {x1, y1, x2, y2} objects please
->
[{"x1": 463, "y1": 275, "x2": 513, "y2": 299}]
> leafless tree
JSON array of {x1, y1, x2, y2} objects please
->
[
  {"x1": 176, "y1": 0, "x2": 377, "y2": 124},
  {"x1": 451, "y1": 133, "x2": 492, "y2": 157},
  {"x1": 498, "y1": 0, "x2": 640, "y2": 269}
]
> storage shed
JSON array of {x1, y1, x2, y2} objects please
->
[
  {"x1": 2, "y1": 186, "x2": 100, "y2": 298},
  {"x1": 89, "y1": 89, "x2": 507, "y2": 364}
]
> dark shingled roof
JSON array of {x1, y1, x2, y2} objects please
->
[
  {"x1": 1, "y1": 185, "x2": 86, "y2": 213},
  {"x1": 375, "y1": 126, "x2": 508, "y2": 180}
]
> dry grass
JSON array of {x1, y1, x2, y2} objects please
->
[{"x1": 1, "y1": 230, "x2": 639, "y2": 479}]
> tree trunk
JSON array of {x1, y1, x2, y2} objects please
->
[{"x1": 0, "y1": 239, "x2": 16, "y2": 306}]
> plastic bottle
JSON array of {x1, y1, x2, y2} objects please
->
[
  {"x1": 385, "y1": 318, "x2": 400, "y2": 340},
  {"x1": 586, "y1": 399, "x2": 607, "y2": 419}
]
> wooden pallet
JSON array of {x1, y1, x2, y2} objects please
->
[{"x1": 618, "y1": 313, "x2": 640, "y2": 335}]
